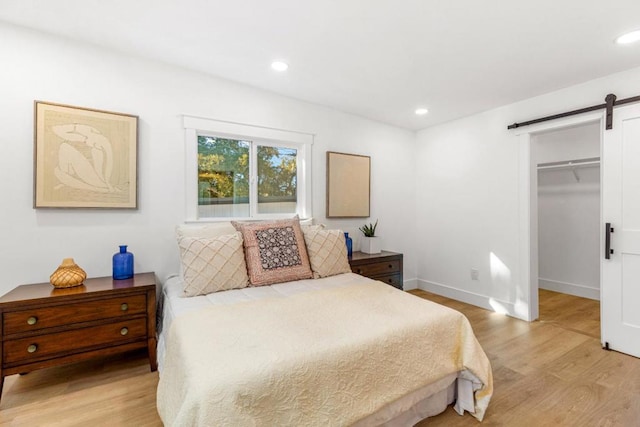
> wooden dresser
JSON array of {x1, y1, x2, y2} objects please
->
[
  {"x1": 0, "y1": 272, "x2": 157, "y2": 401},
  {"x1": 349, "y1": 251, "x2": 404, "y2": 290}
]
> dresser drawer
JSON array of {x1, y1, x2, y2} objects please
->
[
  {"x1": 3, "y1": 318, "x2": 147, "y2": 365},
  {"x1": 374, "y1": 273, "x2": 403, "y2": 289},
  {"x1": 351, "y1": 260, "x2": 401, "y2": 277},
  {"x1": 3, "y1": 294, "x2": 146, "y2": 335}
]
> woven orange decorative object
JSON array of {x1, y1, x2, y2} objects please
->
[{"x1": 50, "y1": 258, "x2": 87, "y2": 288}]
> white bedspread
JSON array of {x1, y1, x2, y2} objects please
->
[{"x1": 157, "y1": 275, "x2": 492, "y2": 426}]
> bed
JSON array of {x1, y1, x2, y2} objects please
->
[{"x1": 156, "y1": 219, "x2": 492, "y2": 426}]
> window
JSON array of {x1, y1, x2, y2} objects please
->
[
  {"x1": 197, "y1": 136, "x2": 299, "y2": 218},
  {"x1": 256, "y1": 145, "x2": 298, "y2": 214},
  {"x1": 197, "y1": 136, "x2": 250, "y2": 217},
  {"x1": 184, "y1": 116, "x2": 312, "y2": 221}
]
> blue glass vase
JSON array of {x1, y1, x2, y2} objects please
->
[
  {"x1": 344, "y1": 232, "x2": 353, "y2": 257},
  {"x1": 113, "y1": 245, "x2": 134, "y2": 280}
]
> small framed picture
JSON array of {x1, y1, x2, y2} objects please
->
[
  {"x1": 326, "y1": 151, "x2": 370, "y2": 218},
  {"x1": 34, "y1": 101, "x2": 138, "y2": 209}
]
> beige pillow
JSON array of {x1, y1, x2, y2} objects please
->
[
  {"x1": 176, "y1": 222, "x2": 237, "y2": 240},
  {"x1": 301, "y1": 223, "x2": 325, "y2": 233},
  {"x1": 232, "y1": 217, "x2": 313, "y2": 286},
  {"x1": 178, "y1": 232, "x2": 249, "y2": 296},
  {"x1": 303, "y1": 229, "x2": 352, "y2": 278}
]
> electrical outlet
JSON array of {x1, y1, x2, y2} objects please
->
[{"x1": 471, "y1": 268, "x2": 479, "y2": 280}]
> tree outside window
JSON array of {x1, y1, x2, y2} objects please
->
[{"x1": 197, "y1": 136, "x2": 297, "y2": 217}]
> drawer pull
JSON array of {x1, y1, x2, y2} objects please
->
[
  {"x1": 27, "y1": 344, "x2": 38, "y2": 353},
  {"x1": 388, "y1": 264, "x2": 393, "y2": 269},
  {"x1": 27, "y1": 316, "x2": 38, "y2": 325},
  {"x1": 357, "y1": 269, "x2": 363, "y2": 274},
  {"x1": 121, "y1": 303, "x2": 129, "y2": 311},
  {"x1": 120, "y1": 327, "x2": 129, "y2": 336}
]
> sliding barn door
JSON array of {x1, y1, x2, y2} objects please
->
[{"x1": 602, "y1": 103, "x2": 640, "y2": 358}]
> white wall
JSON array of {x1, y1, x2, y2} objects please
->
[
  {"x1": 0, "y1": 23, "x2": 418, "y2": 295},
  {"x1": 415, "y1": 65, "x2": 640, "y2": 319},
  {"x1": 534, "y1": 124, "x2": 600, "y2": 300}
]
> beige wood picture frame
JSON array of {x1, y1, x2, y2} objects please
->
[
  {"x1": 34, "y1": 101, "x2": 138, "y2": 209},
  {"x1": 326, "y1": 151, "x2": 370, "y2": 218}
]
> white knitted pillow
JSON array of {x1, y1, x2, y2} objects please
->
[
  {"x1": 301, "y1": 223, "x2": 325, "y2": 233},
  {"x1": 176, "y1": 222, "x2": 237, "y2": 240},
  {"x1": 178, "y1": 232, "x2": 249, "y2": 296},
  {"x1": 303, "y1": 229, "x2": 351, "y2": 279}
]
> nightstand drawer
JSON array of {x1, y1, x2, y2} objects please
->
[
  {"x1": 3, "y1": 318, "x2": 147, "y2": 365},
  {"x1": 351, "y1": 260, "x2": 401, "y2": 277},
  {"x1": 3, "y1": 294, "x2": 146, "y2": 335},
  {"x1": 374, "y1": 273, "x2": 403, "y2": 289}
]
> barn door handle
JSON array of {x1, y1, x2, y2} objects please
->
[{"x1": 605, "y1": 222, "x2": 614, "y2": 259}]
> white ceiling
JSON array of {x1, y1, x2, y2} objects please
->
[{"x1": 2, "y1": 1, "x2": 640, "y2": 130}]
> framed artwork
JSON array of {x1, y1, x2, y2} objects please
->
[
  {"x1": 326, "y1": 151, "x2": 370, "y2": 218},
  {"x1": 34, "y1": 101, "x2": 138, "y2": 209}
]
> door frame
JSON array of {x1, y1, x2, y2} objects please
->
[{"x1": 515, "y1": 111, "x2": 604, "y2": 322}]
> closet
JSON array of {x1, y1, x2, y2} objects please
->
[{"x1": 533, "y1": 122, "x2": 601, "y2": 301}]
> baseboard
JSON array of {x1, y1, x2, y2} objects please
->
[
  {"x1": 538, "y1": 278, "x2": 600, "y2": 301},
  {"x1": 402, "y1": 278, "x2": 419, "y2": 291},
  {"x1": 417, "y1": 279, "x2": 530, "y2": 321}
]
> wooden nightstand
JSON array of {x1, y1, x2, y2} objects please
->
[
  {"x1": 0, "y1": 272, "x2": 157, "y2": 401},
  {"x1": 349, "y1": 251, "x2": 404, "y2": 290}
]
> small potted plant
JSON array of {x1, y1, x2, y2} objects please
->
[{"x1": 359, "y1": 219, "x2": 380, "y2": 254}]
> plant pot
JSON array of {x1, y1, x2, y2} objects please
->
[{"x1": 360, "y1": 236, "x2": 381, "y2": 254}]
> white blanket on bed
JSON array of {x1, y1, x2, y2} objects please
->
[{"x1": 157, "y1": 279, "x2": 492, "y2": 426}]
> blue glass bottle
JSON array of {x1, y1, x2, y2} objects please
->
[
  {"x1": 113, "y1": 245, "x2": 134, "y2": 280},
  {"x1": 344, "y1": 232, "x2": 353, "y2": 257}
]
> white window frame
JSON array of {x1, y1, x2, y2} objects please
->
[{"x1": 183, "y1": 115, "x2": 313, "y2": 222}]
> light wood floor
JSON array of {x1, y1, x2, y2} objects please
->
[
  {"x1": 0, "y1": 350, "x2": 161, "y2": 426},
  {"x1": 416, "y1": 289, "x2": 640, "y2": 427},
  {"x1": 0, "y1": 290, "x2": 637, "y2": 426}
]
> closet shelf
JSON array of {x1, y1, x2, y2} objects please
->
[{"x1": 537, "y1": 157, "x2": 600, "y2": 182}]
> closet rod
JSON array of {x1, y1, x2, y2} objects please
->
[
  {"x1": 537, "y1": 157, "x2": 600, "y2": 170},
  {"x1": 507, "y1": 93, "x2": 640, "y2": 130}
]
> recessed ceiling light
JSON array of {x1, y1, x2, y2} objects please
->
[
  {"x1": 271, "y1": 61, "x2": 289, "y2": 71},
  {"x1": 616, "y1": 30, "x2": 640, "y2": 45},
  {"x1": 415, "y1": 108, "x2": 429, "y2": 116}
]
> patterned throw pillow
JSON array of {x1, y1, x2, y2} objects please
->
[
  {"x1": 178, "y1": 232, "x2": 249, "y2": 296},
  {"x1": 233, "y1": 218, "x2": 313, "y2": 286},
  {"x1": 303, "y1": 229, "x2": 352, "y2": 278}
]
